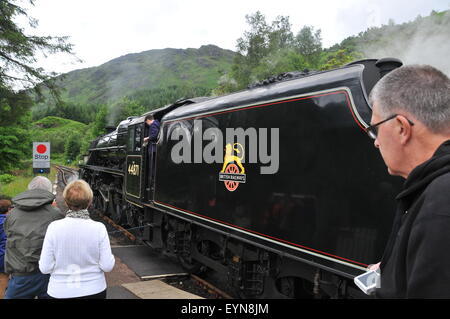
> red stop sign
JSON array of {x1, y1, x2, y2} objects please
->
[{"x1": 37, "y1": 144, "x2": 47, "y2": 154}]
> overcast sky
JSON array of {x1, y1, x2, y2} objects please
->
[{"x1": 20, "y1": 0, "x2": 449, "y2": 74}]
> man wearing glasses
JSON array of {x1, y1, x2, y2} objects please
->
[{"x1": 366, "y1": 65, "x2": 450, "y2": 298}]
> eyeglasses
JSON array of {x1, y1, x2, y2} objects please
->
[{"x1": 366, "y1": 114, "x2": 415, "y2": 140}]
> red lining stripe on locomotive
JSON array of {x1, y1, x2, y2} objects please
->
[{"x1": 154, "y1": 200, "x2": 369, "y2": 268}]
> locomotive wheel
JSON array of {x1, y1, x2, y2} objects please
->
[
  {"x1": 125, "y1": 206, "x2": 135, "y2": 227},
  {"x1": 93, "y1": 192, "x2": 106, "y2": 214},
  {"x1": 110, "y1": 200, "x2": 124, "y2": 224},
  {"x1": 277, "y1": 277, "x2": 296, "y2": 298},
  {"x1": 176, "y1": 224, "x2": 203, "y2": 274},
  {"x1": 177, "y1": 254, "x2": 203, "y2": 274}
]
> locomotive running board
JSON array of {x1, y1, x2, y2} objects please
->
[{"x1": 153, "y1": 200, "x2": 367, "y2": 273}]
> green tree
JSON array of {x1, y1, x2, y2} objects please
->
[
  {"x1": 232, "y1": 12, "x2": 296, "y2": 89},
  {"x1": 91, "y1": 104, "x2": 108, "y2": 137},
  {"x1": 114, "y1": 97, "x2": 146, "y2": 121},
  {"x1": 294, "y1": 26, "x2": 322, "y2": 68},
  {"x1": 212, "y1": 73, "x2": 239, "y2": 96},
  {"x1": 226, "y1": 12, "x2": 324, "y2": 91},
  {"x1": 0, "y1": 0, "x2": 74, "y2": 94},
  {"x1": 64, "y1": 132, "x2": 82, "y2": 161},
  {"x1": 0, "y1": 0, "x2": 74, "y2": 173},
  {"x1": 236, "y1": 11, "x2": 271, "y2": 69},
  {"x1": 321, "y1": 49, "x2": 363, "y2": 71},
  {"x1": 0, "y1": 87, "x2": 31, "y2": 173},
  {"x1": 268, "y1": 16, "x2": 294, "y2": 51},
  {"x1": 252, "y1": 49, "x2": 309, "y2": 80}
]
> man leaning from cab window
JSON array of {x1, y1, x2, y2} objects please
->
[{"x1": 143, "y1": 114, "x2": 160, "y2": 187}]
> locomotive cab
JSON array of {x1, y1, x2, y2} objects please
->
[
  {"x1": 125, "y1": 98, "x2": 213, "y2": 203},
  {"x1": 125, "y1": 117, "x2": 145, "y2": 201},
  {"x1": 124, "y1": 113, "x2": 162, "y2": 203}
]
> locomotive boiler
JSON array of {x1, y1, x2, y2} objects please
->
[{"x1": 79, "y1": 58, "x2": 404, "y2": 298}]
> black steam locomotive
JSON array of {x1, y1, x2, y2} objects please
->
[{"x1": 79, "y1": 58, "x2": 404, "y2": 298}]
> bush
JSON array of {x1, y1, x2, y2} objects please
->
[
  {"x1": 0, "y1": 174, "x2": 15, "y2": 184},
  {"x1": 64, "y1": 132, "x2": 82, "y2": 161}
]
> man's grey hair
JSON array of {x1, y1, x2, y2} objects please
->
[
  {"x1": 28, "y1": 176, "x2": 53, "y2": 193},
  {"x1": 369, "y1": 65, "x2": 450, "y2": 134}
]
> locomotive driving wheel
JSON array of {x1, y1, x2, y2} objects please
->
[
  {"x1": 92, "y1": 192, "x2": 106, "y2": 214},
  {"x1": 108, "y1": 193, "x2": 124, "y2": 224},
  {"x1": 125, "y1": 204, "x2": 136, "y2": 227},
  {"x1": 176, "y1": 224, "x2": 203, "y2": 274}
]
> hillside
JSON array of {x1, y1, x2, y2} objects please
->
[
  {"x1": 30, "y1": 116, "x2": 88, "y2": 155},
  {"x1": 38, "y1": 44, "x2": 234, "y2": 106}
]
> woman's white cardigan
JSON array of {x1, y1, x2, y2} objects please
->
[{"x1": 39, "y1": 217, "x2": 115, "y2": 298}]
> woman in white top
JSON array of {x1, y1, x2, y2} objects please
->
[{"x1": 39, "y1": 179, "x2": 115, "y2": 299}]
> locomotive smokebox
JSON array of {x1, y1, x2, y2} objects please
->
[{"x1": 376, "y1": 57, "x2": 403, "y2": 78}]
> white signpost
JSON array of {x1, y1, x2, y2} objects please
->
[{"x1": 33, "y1": 142, "x2": 51, "y2": 174}]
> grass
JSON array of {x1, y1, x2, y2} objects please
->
[{"x1": 0, "y1": 160, "x2": 60, "y2": 199}]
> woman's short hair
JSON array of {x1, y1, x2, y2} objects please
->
[{"x1": 63, "y1": 179, "x2": 93, "y2": 211}]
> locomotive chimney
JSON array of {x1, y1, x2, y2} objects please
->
[
  {"x1": 105, "y1": 125, "x2": 116, "y2": 133},
  {"x1": 375, "y1": 58, "x2": 403, "y2": 78}
]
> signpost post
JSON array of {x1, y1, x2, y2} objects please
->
[{"x1": 33, "y1": 142, "x2": 51, "y2": 174}]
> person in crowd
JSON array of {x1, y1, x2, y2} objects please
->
[
  {"x1": 3, "y1": 176, "x2": 63, "y2": 299},
  {"x1": 366, "y1": 65, "x2": 450, "y2": 298},
  {"x1": 0, "y1": 198, "x2": 12, "y2": 299},
  {"x1": 39, "y1": 179, "x2": 115, "y2": 299}
]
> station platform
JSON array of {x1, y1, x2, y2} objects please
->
[{"x1": 106, "y1": 244, "x2": 199, "y2": 299}]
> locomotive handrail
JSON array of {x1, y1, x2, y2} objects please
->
[
  {"x1": 79, "y1": 164, "x2": 124, "y2": 176},
  {"x1": 88, "y1": 145, "x2": 127, "y2": 151}
]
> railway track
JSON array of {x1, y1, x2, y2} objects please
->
[
  {"x1": 54, "y1": 165, "x2": 79, "y2": 186},
  {"x1": 53, "y1": 165, "x2": 79, "y2": 212}
]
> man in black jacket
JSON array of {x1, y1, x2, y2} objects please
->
[
  {"x1": 144, "y1": 114, "x2": 160, "y2": 154},
  {"x1": 143, "y1": 114, "x2": 160, "y2": 188},
  {"x1": 366, "y1": 65, "x2": 450, "y2": 298}
]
